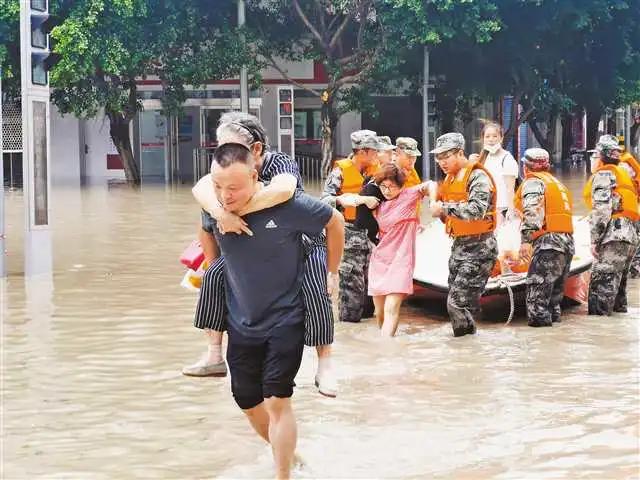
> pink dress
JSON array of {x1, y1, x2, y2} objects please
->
[{"x1": 368, "y1": 186, "x2": 423, "y2": 296}]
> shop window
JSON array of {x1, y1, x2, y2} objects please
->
[{"x1": 294, "y1": 109, "x2": 322, "y2": 143}]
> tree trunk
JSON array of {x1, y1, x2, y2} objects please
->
[
  {"x1": 529, "y1": 119, "x2": 553, "y2": 153},
  {"x1": 108, "y1": 111, "x2": 141, "y2": 186},
  {"x1": 435, "y1": 90, "x2": 456, "y2": 133},
  {"x1": 320, "y1": 90, "x2": 337, "y2": 176},
  {"x1": 585, "y1": 105, "x2": 602, "y2": 151},
  {"x1": 502, "y1": 92, "x2": 527, "y2": 150},
  {"x1": 560, "y1": 112, "x2": 574, "y2": 163}
]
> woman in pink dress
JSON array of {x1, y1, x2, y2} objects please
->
[{"x1": 368, "y1": 164, "x2": 434, "y2": 336}]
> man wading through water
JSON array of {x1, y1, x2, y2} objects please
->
[{"x1": 207, "y1": 142, "x2": 344, "y2": 479}]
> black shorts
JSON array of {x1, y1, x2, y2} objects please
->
[{"x1": 227, "y1": 323, "x2": 304, "y2": 410}]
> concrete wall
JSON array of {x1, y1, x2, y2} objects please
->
[
  {"x1": 50, "y1": 107, "x2": 81, "y2": 186},
  {"x1": 82, "y1": 111, "x2": 126, "y2": 183}
]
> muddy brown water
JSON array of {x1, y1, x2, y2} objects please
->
[{"x1": 2, "y1": 168, "x2": 638, "y2": 479}]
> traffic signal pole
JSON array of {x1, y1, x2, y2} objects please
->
[
  {"x1": 20, "y1": 0, "x2": 53, "y2": 276},
  {"x1": 422, "y1": 46, "x2": 431, "y2": 180},
  {"x1": 238, "y1": 0, "x2": 249, "y2": 113},
  {"x1": 1, "y1": 66, "x2": 5, "y2": 277}
]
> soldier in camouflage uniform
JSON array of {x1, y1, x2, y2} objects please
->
[
  {"x1": 321, "y1": 130, "x2": 387, "y2": 322},
  {"x1": 615, "y1": 138, "x2": 640, "y2": 278},
  {"x1": 516, "y1": 148, "x2": 575, "y2": 327},
  {"x1": 429, "y1": 133, "x2": 498, "y2": 337},
  {"x1": 585, "y1": 135, "x2": 639, "y2": 315}
]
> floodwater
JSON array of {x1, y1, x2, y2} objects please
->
[{"x1": 2, "y1": 168, "x2": 639, "y2": 479}]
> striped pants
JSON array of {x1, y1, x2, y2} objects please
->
[{"x1": 193, "y1": 239, "x2": 335, "y2": 346}]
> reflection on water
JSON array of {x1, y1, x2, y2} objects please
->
[{"x1": 3, "y1": 168, "x2": 639, "y2": 479}]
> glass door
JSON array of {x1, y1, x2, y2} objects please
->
[{"x1": 139, "y1": 110, "x2": 168, "y2": 183}]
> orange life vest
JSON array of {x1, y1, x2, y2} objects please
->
[
  {"x1": 438, "y1": 162, "x2": 497, "y2": 237},
  {"x1": 619, "y1": 151, "x2": 640, "y2": 197},
  {"x1": 403, "y1": 168, "x2": 421, "y2": 188},
  {"x1": 335, "y1": 158, "x2": 366, "y2": 221},
  {"x1": 514, "y1": 171, "x2": 574, "y2": 241},
  {"x1": 582, "y1": 164, "x2": 640, "y2": 222}
]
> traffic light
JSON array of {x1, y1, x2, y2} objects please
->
[
  {"x1": 27, "y1": 0, "x2": 61, "y2": 86},
  {"x1": 277, "y1": 86, "x2": 295, "y2": 157}
]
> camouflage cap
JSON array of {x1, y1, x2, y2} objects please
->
[
  {"x1": 523, "y1": 147, "x2": 550, "y2": 171},
  {"x1": 430, "y1": 132, "x2": 465, "y2": 154},
  {"x1": 596, "y1": 134, "x2": 623, "y2": 154},
  {"x1": 395, "y1": 137, "x2": 422, "y2": 156},
  {"x1": 377, "y1": 136, "x2": 396, "y2": 151},
  {"x1": 351, "y1": 129, "x2": 380, "y2": 150}
]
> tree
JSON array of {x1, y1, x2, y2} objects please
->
[
  {"x1": 426, "y1": 0, "x2": 640, "y2": 158},
  {"x1": 248, "y1": 0, "x2": 500, "y2": 174},
  {"x1": 0, "y1": 0, "x2": 20, "y2": 99},
  {"x1": 247, "y1": 1, "x2": 396, "y2": 174},
  {"x1": 50, "y1": 0, "x2": 248, "y2": 185}
]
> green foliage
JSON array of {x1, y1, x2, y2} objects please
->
[
  {"x1": 50, "y1": 0, "x2": 250, "y2": 118},
  {"x1": 0, "y1": 0, "x2": 19, "y2": 98}
]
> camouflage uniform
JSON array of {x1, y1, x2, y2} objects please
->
[
  {"x1": 442, "y1": 169, "x2": 498, "y2": 336},
  {"x1": 587, "y1": 170, "x2": 638, "y2": 315},
  {"x1": 618, "y1": 160, "x2": 640, "y2": 278},
  {"x1": 321, "y1": 130, "x2": 381, "y2": 323},
  {"x1": 520, "y1": 177, "x2": 575, "y2": 327}
]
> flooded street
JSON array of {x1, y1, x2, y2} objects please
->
[{"x1": 2, "y1": 169, "x2": 639, "y2": 479}]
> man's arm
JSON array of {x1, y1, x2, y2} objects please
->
[
  {"x1": 198, "y1": 227, "x2": 220, "y2": 265},
  {"x1": 325, "y1": 209, "x2": 345, "y2": 295},
  {"x1": 520, "y1": 179, "x2": 545, "y2": 244},
  {"x1": 325, "y1": 209, "x2": 345, "y2": 274},
  {"x1": 320, "y1": 167, "x2": 343, "y2": 209},
  {"x1": 199, "y1": 211, "x2": 221, "y2": 264},
  {"x1": 590, "y1": 171, "x2": 614, "y2": 248},
  {"x1": 238, "y1": 174, "x2": 297, "y2": 215}
]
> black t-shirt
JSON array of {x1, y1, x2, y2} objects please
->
[
  {"x1": 209, "y1": 192, "x2": 332, "y2": 343},
  {"x1": 354, "y1": 178, "x2": 385, "y2": 244}
]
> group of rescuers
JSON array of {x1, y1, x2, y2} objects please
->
[
  {"x1": 184, "y1": 112, "x2": 640, "y2": 400},
  {"x1": 181, "y1": 111, "x2": 639, "y2": 479}
]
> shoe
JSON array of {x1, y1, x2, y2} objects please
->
[
  {"x1": 182, "y1": 360, "x2": 227, "y2": 377},
  {"x1": 613, "y1": 305, "x2": 628, "y2": 313},
  {"x1": 314, "y1": 373, "x2": 337, "y2": 398}
]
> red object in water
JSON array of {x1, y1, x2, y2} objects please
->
[
  {"x1": 563, "y1": 270, "x2": 590, "y2": 304},
  {"x1": 180, "y1": 240, "x2": 205, "y2": 270}
]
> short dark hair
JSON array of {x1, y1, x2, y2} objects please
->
[
  {"x1": 374, "y1": 163, "x2": 407, "y2": 187},
  {"x1": 212, "y1": 143, "x2": 255, "y2": 169},
  {"x1": 601, "y1": 154, "x2": 619, "y2": 166}
]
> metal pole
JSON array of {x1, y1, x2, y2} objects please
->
[
  {"x1": 238, "y1": 0, "x2": 249, "y2": 113},
  {"x1": 625, "y1": 105, "x2": 631, "y2": 151},
  {"x1": 421, "y1": 46, "x2": 431, "y2": 180},
  {"x1": 0, "y1": 66, "x2": 5, "y2": 277}
]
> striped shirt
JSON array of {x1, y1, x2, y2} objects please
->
[{"x1": 260, "y1": 151, "x2": 304, "y2": 190}]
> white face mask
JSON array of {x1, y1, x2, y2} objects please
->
[{"x1": 484, "y1": 144, "x2": 501, "y2": 155}]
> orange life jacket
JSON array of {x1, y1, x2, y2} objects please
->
[
  {"x1": 438, "y1": 162, "x2": 497, "y2": 237},
  {"x1": 583, "y1": 164, "x2": 640, "y2": 222},
  {"x1": 514, "y1": 171, "x2": 574, "y2": 240},
  {"x1": 619, "y1": 151, "x2": 640, "y2": 197},
  {"x1": 403, "y1": 168, "x2": 421, "y2": 188},
  {"x1": 335, "y1": 158, "x2": 366, "y2": 221}
]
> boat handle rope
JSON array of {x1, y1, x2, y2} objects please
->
[{"x1": 496, "y1": 273, "x2": 523, "y2": 325}]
